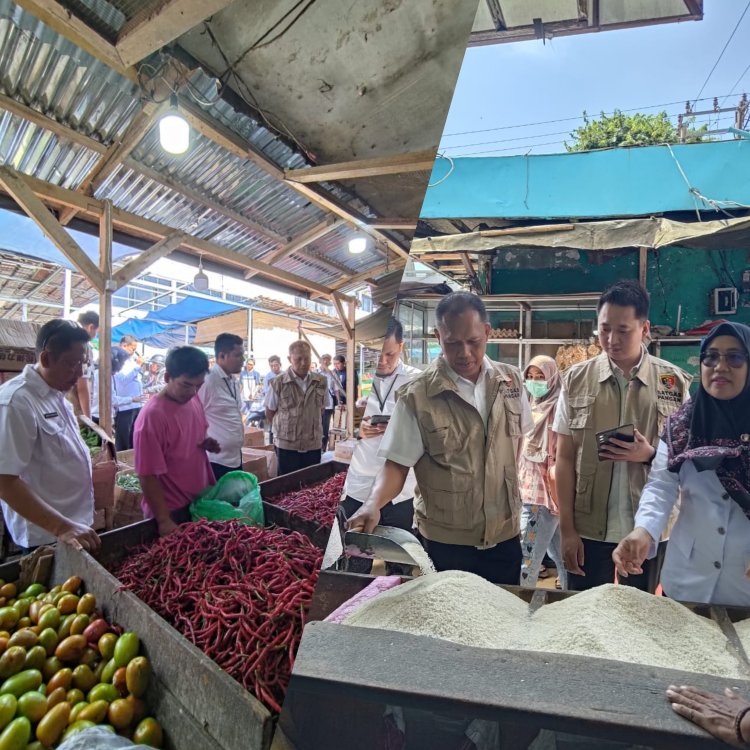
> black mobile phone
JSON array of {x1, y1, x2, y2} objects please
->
[
  {"x1": 596, "y1": 423, "x2": 635, "y2": 459},
  {"x1": 370, "y1": 414, "x2": 391, "y2": 426}
]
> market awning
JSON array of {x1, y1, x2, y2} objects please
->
[
  {"x1": 311, "y1": 305, "x2": 394, "y2": 346},
  {"x1": 411, "y1": 214, "x2": 750, "y2": 255}
]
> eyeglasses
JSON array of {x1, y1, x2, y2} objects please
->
[{"x1": 700, "y1": 350, "x2": 749, "y2": 368}]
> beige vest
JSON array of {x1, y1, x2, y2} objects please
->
[
  {"x1": 397, "y1": 356, "x2": 525, "y2": 547},
  {"x1": 564, "y1": 352, "x2": 691, "y2": 540},
  {"x1": 271, "y1": 370, "x2": 327, "y2": 452}
]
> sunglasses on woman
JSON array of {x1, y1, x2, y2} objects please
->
[{"x1": 699, "y1": 350, "x2": 749, "y2": 368}]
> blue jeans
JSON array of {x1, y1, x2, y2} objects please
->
[{"x1": 520, "y1": 504, "x2": 567, "y2": 590}]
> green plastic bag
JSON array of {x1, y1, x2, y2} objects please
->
[{"x1": 189, "y1": 471, "x2": 264, "y2": 527}]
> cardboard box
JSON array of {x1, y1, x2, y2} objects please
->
[
  {"x1": 243, "y1": 426, "x2": 265, "y2": 448},
  {"x1": 241, "y1": 451, "x2": 269, "y2": 482},
  {"x1": 241, "y1": 447, "x2": 277, "y2": 482},
  {"x1": 116, "y1": 449, "x2": 135, "y2": 469}
]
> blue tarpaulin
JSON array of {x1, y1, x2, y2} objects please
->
[
  {"x1": 422, "y1": 141, "x2": 750, "y2": 219},
  {"x1": 112, "y1": 297, "x2": 242, "y2": 347}
]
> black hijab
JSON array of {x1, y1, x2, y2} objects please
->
[{"x1": 665, "y1": 322, "x2": 750, "y2": 516}]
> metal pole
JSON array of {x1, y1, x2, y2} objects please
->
[
  {"x1": 21, "y1": 302, "x2": 27, "y2": 321},
  {"x1": 247, "y1": 309, "x2": 254, "y2": 357},
  {"x1": 98, "y1": 201, "x2": 113, "y2": 437},
  {"x1": 346, "y1": 300, "x2": 356, "y2": 438},
  {"x1": 63, "y1": 269, "x2": 72, "y2": 319}
]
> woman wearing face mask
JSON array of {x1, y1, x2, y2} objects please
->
[
  {"x1": 518, "y1": 355, "x2": 567, "y2": 589},
  {"x1": 615, "y1": 323, "x2": 750, "y2": 750}
]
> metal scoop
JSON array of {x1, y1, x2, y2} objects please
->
[{"x1": 344, "y1": 525, "x2": 424, "y2": 566}]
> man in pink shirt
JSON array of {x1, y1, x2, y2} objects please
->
[{"x1": 134, "y1": 346, "x2": 219, "y2": 536}]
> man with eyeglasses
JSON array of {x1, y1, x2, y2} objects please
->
[
  {"x1": 0, "y1": 319, "x2": 101, "y2": 553},
  {"x1": 554, "y1": 280, "x2": 691, "y2": 592}
]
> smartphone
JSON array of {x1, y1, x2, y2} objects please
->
[
  {"x1": 596, "y1": 423, "x2": 635, "y2": 459},
  {"x1": 370, "y1": 414, "x2": 391, "y2": 426}
]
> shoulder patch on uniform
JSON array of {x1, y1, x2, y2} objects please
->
[{"x1": 658, "y1": 373, "x2": 676, "y2": 390}]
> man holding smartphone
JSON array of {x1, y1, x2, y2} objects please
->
[
  {"x1": 554, "y1": 280, "x2": 691, "y2": 591},
  {"x1": 341, "y1": 318, "x2": 420, "y2": 546}
]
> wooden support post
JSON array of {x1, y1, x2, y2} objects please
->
[
  {"x1": 346, "y1": 300, "x2": 356, "y2": 439},
  {"x1": 298, "y1": 328, "x2": 321, "y2": 361},
  {"x1": 331, "y1": 296, "x2": 354, "y2": 340},
  {"x1": 98, "y1": 201, "x2": 113, "y2": 437},
  {"x1": 639, "y1": 247, "x2": 648, "y2": 288}
]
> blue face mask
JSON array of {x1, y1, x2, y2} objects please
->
[{"x1": 525, "y1": 380, "x2": 549, "y2": 399}]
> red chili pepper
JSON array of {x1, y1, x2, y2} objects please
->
[
  {"x1": 111, "y1": 519, "x2": 322, "y2": 715},
  {"x1": 267, "y1": 471, "x2": 346, "y2": 527}
]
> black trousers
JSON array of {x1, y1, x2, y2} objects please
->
[
  {"x1": 422, "y1": 535, "x2": 522, "y2": 585},
  {"x1": 567, "y1": 537, "x2": 667, "y2": 593},
  {"x1": 114, "y1": 408, "x2": 140, "y2": 452},
  {"x1": 210, "y1": 462, "x2": 242, "y2": 481},
  {"x1": 341, "y1": 495, "x2": 416, "y2": 574},
  {"x1": 321, "y1": 409, "x2": 333, "y2": 452},
  {"x1": 276, "y1": 448, "x2": 321, "y2": 477}
]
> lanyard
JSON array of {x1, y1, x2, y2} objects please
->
[
  {"x1": 223, "y1": 377, "x2": 237, "y2": 401},
  {"x1": 371, "y1": 373, "x2": 399, "y2": 413}
]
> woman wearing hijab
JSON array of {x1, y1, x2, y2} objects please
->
[
  {"x1": 518, "y1": 355, "x2": 567, "y2": 589},
  {"x1": 613, "y1": 322, "x2": 750, "y2": 607}
]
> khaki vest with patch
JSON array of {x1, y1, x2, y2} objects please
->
[
  {"x1": 564, "y1": 352, "x2": 691, "y2": 540},
  {"x1": 271, "y1": 371, "x2": 327, "y2": 452},
  {"x1": 397, "y1": 356, "x2": 525, "y2": 547}
]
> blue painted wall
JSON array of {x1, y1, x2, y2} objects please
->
[{"x1": 422, "y1": 141, "x2": 750, "y2": 219}]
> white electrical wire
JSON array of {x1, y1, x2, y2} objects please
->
[{"x1": 427, "y1": 153, "x2": 454, "y2": 188}]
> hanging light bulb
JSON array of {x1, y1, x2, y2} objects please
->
[
  {"x1": 159, "y1": 94, "x2": 189, "y2": 155},
  {"x1": 193, "y1": 255, "x2": 209, "y2": 291},
  {"x1": 348, "y1": 236, "x2": 367, "y2": 254}
]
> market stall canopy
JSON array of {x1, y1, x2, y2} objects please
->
[
  {"x1": 421, "y1": 141, "x2": 750, "y2": 220},
  {"x1": 411, "y1": 214, "x2": 750, "y2": 255},
  {"x1": 470, "y1": 0, "x2": 702, "y2": 46}
]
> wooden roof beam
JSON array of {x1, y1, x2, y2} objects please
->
[
  {"x1": 365, "y1": 218, "x2": 418, "y2": 230},
  {"x1": 112, "y1": 232, "x2": 187, "y2": 288},
  {"x1": 245, "y1": 219, "x2": 342, "y2": 279},
  {"x1": 115, "y1": 0, "x2": 238, "y2": 68},
  {"x1": 0, "y1": 168, "x2": 352, "y2": 301},
  {"x1": 0, "y1": 167, "x2": 104, "y2": 291},
  {"x1": 285, "y1": 150, "x2": 436, "y2": 183}
]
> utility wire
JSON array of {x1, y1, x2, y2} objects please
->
[
  {"x1": 721, "y1": 60, "x2": 750, "y2": 105},
  {"x1": 692, "y1": 0, "x2": 750, "y2": 105},
  {"x1": 441, "y1": 94, "x2": 743, "y2": 138}
]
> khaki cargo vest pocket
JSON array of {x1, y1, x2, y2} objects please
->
[
  {"x1": 424, "y1": 425, "x2": 460, "y2": 458},
  {"x1": 503, "y1": 399, "x2": 523, "y2": 437},
  {"x1": 420, "y1": 471, "x2": 473, "y2": 528},
  {"x1": 656, "y1": 400, "x2": 680, "y2": 436},
  {"x1": 504, "y1": 471, "x2": 521, "y2": 525},
  {"x1": 568, "y1": 395, "x2": 595, "y2": 430},
  {"x1": 574, "y1": 471, "x2": 595, "y2": 514}
]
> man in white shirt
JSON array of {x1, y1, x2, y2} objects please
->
[
  {"x1": 70, "y1": 310, "x2": 99, "y2": 418},
  {"x1": 265, "y1": 341, "x2": 332, "y2": 476},
  {"x1": 0, "y1": 319, "x2": 101, "y2": 553},
  {"x1": 114, "y1": 335, "x2": 144, "y2": 451},
  {"x1": 318, "y1": 353, "x2": 340, "y2": 452},
  {"x1": 199, "y1": 333, "x2": 246, "y2": 480},
  {"x1": 349, "y1": 292, "x2": 533, "y2": 584}
]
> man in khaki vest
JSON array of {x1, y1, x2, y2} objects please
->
[
  {"x1": 554, "y1": 280, "x2": 691, "y2": 591},
  {"x1": 348, "y1": 292, "x2": 532, "y2": 584},
  {"x1": 265, "y1": 340, "x2": 331, "y2": 476}
]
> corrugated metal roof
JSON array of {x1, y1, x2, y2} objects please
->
[{"x1": 0, "y1": 2, "x2": 397, "y2": 291}]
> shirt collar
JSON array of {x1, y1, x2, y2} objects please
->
[
  {"x1": 599, "y1": 346, "x2": 649, "y2": 383},
  {"x1": 27, "y1": 365, "x2": 60, "y2": 399},
  {"x1": 212, "y1": 363, "x2": 234, "y2": 380},
  {"x1": 444, "y1": 356, "x2": 493, "y2": 388}
]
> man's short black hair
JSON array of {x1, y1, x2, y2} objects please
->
[
  {"x1": 36, "y1": 320, "x2": 90, "y2": 357},
  {"x1": 77, "y1": 311, "x2": 99, "y2": 329},
  {"x1": 333, "y1": 355, "x2": 345, "y2": 364},
  {"x1": 435, "y1": 291, "x2": 488, "y2": 327},
  {"x1": 598, "y1": 279, "x2": 650, "y2": 320},
  {"x1": 215, "y1": 333, "x2": 244, "y2": 358},
  {"x1": 165, "y1": 346, "x2": 209, "y2": 378},
  {"x1": 119, "y1": 335, "x2": 137, "y2": 346},
  {"x1": 385, "y1": 317, "x2": 403, "y2": 344},
  {"x1": 268, "y1": 355, "x2": 281, "y2": 364}
]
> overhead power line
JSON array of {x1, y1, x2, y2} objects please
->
[{"x1": 692, "y1": 0, "x2": 750, "y2": 105}]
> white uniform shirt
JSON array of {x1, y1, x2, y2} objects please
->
[
  {"x1": 114, "y1": 357, "x2": 143, "y2": 412},
  {"x1": 553, "y1": 350, "x2": 646, "y2": 542},
  {"x1": 636, "y1": 441, "x2": 750, "y2": 606},
  {"x1": 91, "y1": 368, "x2": 138, "y2": 420},
  {"x1": 345, "y1": 361, "x2": 420, "y2": 505},
  {"x1": 264, "y1": 372, "x2": 334, "y2": 410},
  {"x1": 378, "y1": 355, "x2": 533, "y2": 468},
  {"x1": 198, "y1": 364, "x2": 244, "y2": 469},
  {"x1": 0, "y1": 365, "x2": 93, "y2": 547}
]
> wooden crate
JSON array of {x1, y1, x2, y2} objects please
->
[{"x1": 0, "y1": 537, "x2": 271, "y2": 750}]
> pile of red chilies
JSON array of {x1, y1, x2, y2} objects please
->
[
  {"x1": 267, "y1": 471, "x2": 346, "y2": 526},
  {"x1": 112, "y1": 519, "x2": 323, "y2": 713}
]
